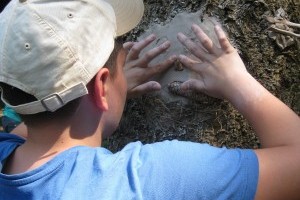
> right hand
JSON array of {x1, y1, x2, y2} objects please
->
[{"x1": 177, "y1": 24, "x2": 249, "y2": 100}]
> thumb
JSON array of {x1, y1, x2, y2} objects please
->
[
  {"x1": 123, "y1": 42, "x2": 135, "y2": 51},
  {"x1": 181, "y1": 79, "x2": 205, "y2": 93},
  {"x1": 181, "y1": 79, "x2": 223, "y2": 99},
  {"x1": 127, "y1": 81, "x2": 161, "y2": 99}
]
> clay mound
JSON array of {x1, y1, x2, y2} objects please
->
[{"x1": 138, "y1": 11, "x2": 221, "y2": 103}]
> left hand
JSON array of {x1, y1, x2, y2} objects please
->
[{"x1": 123, "y1": 34, "x2": 176, "y2": 99}]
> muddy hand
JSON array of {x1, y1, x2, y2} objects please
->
[
  {"x1": 123, "y1": 34, "x2": 176, "y2": 99},
  {"x1": 177, "y1": 24, "x2": 249, "y2": 100}
]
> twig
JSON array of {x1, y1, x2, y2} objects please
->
[
  {"x1": 268, "y1": 26, "x2": 300, "y2": 38},
  {"x1": 285, "y1": 21, "x2": 300, "y2": 29},
  {"x1": 266, "y1": 17, "x2": 300, "y2": 29}
]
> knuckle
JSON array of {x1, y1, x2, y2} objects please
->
[
  {"x1": 152, "y1": 65, "x2": 161, "y2": 73},
  {"x1": 142, "y1": 70, "x2": 151, "y2": 78},
  {"x1": 190, "y1": 45, "x2": 198, "y2": 53},
  {"x1": 138, "y1": 59, "x2": 148, "y2": 67},
  {"x1": 144, "y1": 52, "x2": 153, "y2": 60},
  {"x1": 152, "y1": 65, "x2": 162, "y2": 74},
  {"x1": 131, "y1": 46, "x2": 140, "y2": 54},
  {"x1": 183, "y1": 37, "x2": 190, "y2": 44},
  {"x1": 219, "y1": 37, "x2": 227, "y2": 45},
  {"x1": 202, "y1": 38, "x2": 211, "y2": 46}
]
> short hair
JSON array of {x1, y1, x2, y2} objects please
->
[
  {"x1": 103, "y1": 38, "x2": 124, "y2": 78},
  {"x1": 0, "y1": 39, "x2": 124, "y2": 127}
]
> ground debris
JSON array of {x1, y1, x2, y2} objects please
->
[
  {"x1": 108, "y1": 0, "x2": 299, "y2": 152},
  {"x1": 267, "y1": 7, "x2": 300, "y2": 49}
]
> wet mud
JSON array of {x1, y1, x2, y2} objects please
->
[{"x1": 107, "y1": 0, "x2": 300, "y2": 151}]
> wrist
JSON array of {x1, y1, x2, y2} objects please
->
[{"x1": 224, "y1": 72, "x2": 269, "y2": 112}]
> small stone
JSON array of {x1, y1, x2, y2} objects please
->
[{"x1": 174, "y1": 59, "x2": 184, "y2": 71}]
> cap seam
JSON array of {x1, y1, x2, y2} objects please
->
[
  {"x1": 33, "y1": 13, "x2": 77, "y2": 63},
  {"x1": 30, "y1": 6, "x2": 92, "y2": 85}
]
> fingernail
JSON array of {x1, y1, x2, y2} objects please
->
[
  {"x1": 177, "y1": 32, "x2": 184, "y2": 39},
  {"x1": 215, "y1": 25, "x2": 221, "y2": 30},
  {"x1": 170, "y1": 55, "x2": 177, "y2": 61},
  {"x1": 152, "y1": 83, "x2": 161, "y2": 90},
  {"x1": 179, "y1": 55, "x2": 185, "y2": 61},
  {"x1": 191, "y1": 24, "x2": 197, "y2": 30},
  {"x1": 148, "y1": 34, "x2": 156, "y2": 40},
  {"x1": 162, "y1": 41, "x2": 171, "y2": 48}
]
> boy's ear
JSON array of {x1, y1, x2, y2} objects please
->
[{"x1": 94, "y1": 68, "x2": 110, "y2": 111}]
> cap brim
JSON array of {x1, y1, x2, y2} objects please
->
[{"x1": 105, "y1": 0, "x2": 144, "y2": 36}]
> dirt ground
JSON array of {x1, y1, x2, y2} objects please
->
[{"x1": 106, "y1": 0, "x2": 300, "y2": 152}]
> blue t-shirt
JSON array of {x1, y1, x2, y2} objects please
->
[{"x1": 0, "y1": 133, "x2": 259, "y2": 199}]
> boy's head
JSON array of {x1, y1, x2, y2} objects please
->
[{"x1": 0, "y1": 0, "x2": 144, "y2": 115}]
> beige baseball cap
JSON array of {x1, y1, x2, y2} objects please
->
[{"x1": 0, "y1": 0, "x2": 144, "y2": 114}]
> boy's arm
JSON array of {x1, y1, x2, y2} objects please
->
[
  {"x1": 178, "y1": 24, "x2": 300, "y2": 200},
  {"x1": 224, "y1": 69, "x2": 300, "y2": 200}
]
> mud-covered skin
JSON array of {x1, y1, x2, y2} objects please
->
[
  {"x1": 168, "y1": 81, "x2": 215, "y2": 103},
  {"x1": 107, "y1": 0, "x2": 299, "y2": 152}
]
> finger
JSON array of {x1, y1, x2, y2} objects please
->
[
  {"x1": 178, "y1": 55, "x2": 208, "y2": 74},
  {"x1": 191, "y1": 24, "x2": 220, "y2": 55},
  {"x1": 127, "y1": 34, "x2": 156, "y2": 61},
  {"x1": 128, "y1": 81, "x2": 161, "y2": 99},
  {"x1": 123, "y1": 42, "x2": 134, "y2": 51},
  {"x1": 177, "y1": 32, "x2": 213, "y2": 61},
  {"x1": 138, "y1": 41, "x2": 171, "y2": 67},
  {"x1": 214, "y1": 25, "x2": 235, "y2": 53},
  {"x1": 181, "y1": 79, "x2": 205, "y2": 93},
  {"x1": 147, "y1": 55, "x2": 177, "y2": 77}
]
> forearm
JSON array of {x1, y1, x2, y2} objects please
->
[
  {"x1": 177, "y1": 24, "x2": 300, "y2": 199},
  {"x1": 227, "y1": 72, "x2": 300, "y2": 148}
]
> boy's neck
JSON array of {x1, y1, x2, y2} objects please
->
[
  {"x1": 3, "y1": 111, "x2": 104, "y2": 175},
  {"x1": 3, "y1": 96, "x2": 107, "y2": 175}
]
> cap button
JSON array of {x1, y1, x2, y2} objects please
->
[{"x1": 24, "y1": 43, "x2": 31, "y2": 50}]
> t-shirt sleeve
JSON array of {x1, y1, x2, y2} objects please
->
[
  {"x1": 137, "y1": 140, "x2": 258, "y2": 200},
  {"x1": 0, "y1": 133, "x2": 25, "y2": 160}
]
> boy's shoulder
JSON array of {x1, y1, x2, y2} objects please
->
[
  {"x1": 0, "y1": 136, "x2": 258, "y2": 199},
  {"x1": 0, "y1": 133, "x2": 25, "y2": 156}
]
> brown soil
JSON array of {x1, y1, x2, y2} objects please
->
[{"x1": 106, "y1": 0, "x2": 300, "y2": 152}]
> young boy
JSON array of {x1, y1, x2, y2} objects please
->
[{"x1": 0, "y1": 0, "x2": 299, "y2": 199}]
